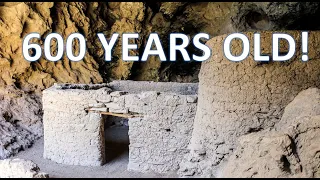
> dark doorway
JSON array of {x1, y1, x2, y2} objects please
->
[{"x1": 102, "y1": 115, "x2": 130, "y2": 163}]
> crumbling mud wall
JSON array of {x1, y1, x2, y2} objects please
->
[
  {"x1": 179, "y1": 31, "x2": 320, "y2": 177},
  {"x1": 42, "y1": 81, "x2": 198, "y2": 173}
]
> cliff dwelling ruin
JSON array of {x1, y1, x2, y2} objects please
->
[
  {"x1": 1, "y1": 2, "x2": 320, "y2": 178},
  {"x1": 3, "y1": 30, "x2": 316, "y2": 178},
  {"x1": 42, "y1": 81, "x2": 198, "y2": 173}
]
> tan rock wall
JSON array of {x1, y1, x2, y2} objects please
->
[{"x1": 0, "y1": 2, "x2": 234, "y2": 90}]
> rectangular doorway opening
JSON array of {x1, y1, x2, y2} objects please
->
[{"x1": 102, "y1": 115, "x2": 129, "y2": 163}]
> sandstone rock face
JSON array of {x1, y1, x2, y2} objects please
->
[
  {"x1": 1, "y1": 2, "x2": 320, "y2": 91},
  {"x1": 0, "y1": 158, "x2": 49, "y2": 178},
  {"x1": 221, "y1": 131, "x2": 300, "y2": 178},
  {"x1": 0, "y1": 2, "x2": 103, "y2": 92},
  {"x1": 178, "y1": 31, "x2": 320, "y2": 177},
  {"x1": 221, "y1": 88, "x2": 320, "y2": 178},
  {"x1": 0, "y1": 2, "x2": 235, "y2": 87}
]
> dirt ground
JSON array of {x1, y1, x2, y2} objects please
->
[{"x1": 14, "y1": 126, "x2": 178, "y2": 178}]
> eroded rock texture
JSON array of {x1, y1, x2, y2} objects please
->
[
  {"x1": 0, "y1": 2, "x2": 103, "y2": 92},
  {"x1": 221, "y1": 88, "x2": 320, "y2": 178},
  {"x1": 2, "y1": 2, "x2": 320, "y2": 93},
  {"x1": 129, "y1": 2, "x2": 234, "y2": 82},
  {"x1": 0, "y1": 87, "x2": 42, "y2": 159},
  {"x1": 231, "y1": 2, "x2": 320, "y2": 31}
]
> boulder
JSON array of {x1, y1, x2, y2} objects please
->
[
  {"x1": 0, "y1": 158, "x2": 49, "y2": 178},
  {"x1": 221, "y1": 88, "x2": 320, "y2": 178}
]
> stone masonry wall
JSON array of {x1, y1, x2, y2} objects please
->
[
  {"x1": 42, "y1": 84, "x2": 111, "y2": 166},
  {"x1": 42, "y1": 81, "x2": 198, "y2": 173},
  {"x1": 126, "y1": 91, "x2": 197, "y2": 173}
]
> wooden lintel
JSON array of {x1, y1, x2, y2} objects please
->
[{"x1": 85, "y1": 109, "x2": 143, "y2": 118}]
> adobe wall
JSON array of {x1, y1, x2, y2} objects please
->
[
  {"x1": 126, "y1": 91, "x2": 197, "y2": 173},
  {"x1": 42, "y1": 81, "x2": 198, "y2": 173},
  {"x1": 42, "y1": 84, "x2": 110, "y2": 166},
  {"x1": 179, "y1": 31, "x2": 320, "y2": 177}
]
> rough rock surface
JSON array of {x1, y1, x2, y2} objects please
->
[
  {"x1": 0, "y1": 87, "x2": 42, "y2": 159},
  {"x1": 0, "y1": 2, "x2": 103, "y2": 92},
  {"x1": 275, "y1": 88, "x2": 320, "y2": 131},
  {"x1": 0, "y1": 2, "x2": 236, "y2": 87},
  {"x1": 2, "y1": 2, "x2": 320, "y2": 88},
  {"x1": 221, "y1": 88, "x2": 320, "y2": 178},
  {"x1": 178, "y1": 31, "x2": 320, "y2": 177},
  {"x1": 231, "y1": 2, "x2": 320, "y2": 31},
  {"x1": 0, "y1": 158, "x2": 48, "y2": 178}
]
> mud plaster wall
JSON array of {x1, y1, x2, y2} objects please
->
[
  {"x1": 179, "y1": 31, "x2": 320, "y2": 177},
  {"x1": 42, "y1": 81, "x2": 198, "y2": 173},
  {"x1": 42, "y1": 84, "x2": 109, "y2": 166}
]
